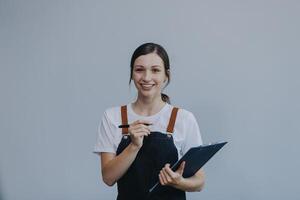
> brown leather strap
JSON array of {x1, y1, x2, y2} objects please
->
[
  {"x1": 166, "y1": 107, "x2": 179, "y2": 134},
  {"x1": 121, "y1": 105, "x2": 128, "y2": 134}
]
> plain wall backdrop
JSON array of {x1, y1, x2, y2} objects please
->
[{"x1": 0, "y1": 0, "x2": 299, "y2": 199}]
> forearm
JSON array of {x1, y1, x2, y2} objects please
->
[
  {"x1": 102, "y1": 143, "x2": 140, "y2": 186},
  {"x1": 173, "y1": 172, "x2": 205, "y2": 192}
]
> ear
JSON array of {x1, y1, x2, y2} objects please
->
[{"x1": 165, "y1": 69, "x2": 170, "y2": 82}]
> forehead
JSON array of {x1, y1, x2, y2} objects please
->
[{"x1": 134, "y1": 53, "x2": 164, "y2": 67}]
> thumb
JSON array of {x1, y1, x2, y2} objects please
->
[{"x1": 176, "y1": 161, "x2": 185, "y2": 175}]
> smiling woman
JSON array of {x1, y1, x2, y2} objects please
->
[
  {"x1": 131, "y1": 53, "x2": 168, "y2": 103},
  {"x1": 129, "y1": 43, "x2": 171, "y2": 104},
  {"x1": 94, "y1": 43, "x2": 205, "y2": 200}
]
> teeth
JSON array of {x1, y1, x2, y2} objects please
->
[{"x1": 141, "y1": 84, "x2": 154, "y2": 89}]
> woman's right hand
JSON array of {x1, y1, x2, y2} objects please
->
[{"x1": 128, "y1": 120, "x2": 152, "y2": 149}]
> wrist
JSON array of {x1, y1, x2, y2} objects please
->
[
  {"x1": 172, "y1": 177, "x2": 202, "y2": 192},
  {"x1": 128, "y1": 142, "x2": 141, "y2": 152},
  {"x1": 171, "y1": 176, "x2": 185, "y2": 190}
]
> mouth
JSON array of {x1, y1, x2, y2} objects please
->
[{"x1": 140, "y1": 83, "x2": 155, "y2": 90}]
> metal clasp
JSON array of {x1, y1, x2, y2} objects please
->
[{"x1": 123, "y1": 134, "x2": 130, "y2": 139}]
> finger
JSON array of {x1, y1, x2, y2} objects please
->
[
  {"x1": 136, "y1": 127, "x2": 150, "y2": 134},
  {"x1": 132, "y1": 127, "x2": 146, "y2": 132},
  {"x1": 132, "y1": 124, "x2": 150, "y2": 133},
  {"x1": 140, "y1": 126, "x2": 151, "y2": 132},
  {"x1": 130, "y1": 132, "x2": 143, "y2": 138},
  {"x1": 162, "y1": 169, "x2": 172, "y2": 183},
  {"x1": 159, "y1": 174, "x2": 165, "y2": 185},
  {"x1": 140, "y1": 127, "x2": 150, "y2": 135},
  {"x1": 131, "y1": 120, "x2": 140, "y2": 126},
  {"x1": 176, "y1": 161, "x2": 185, "y2": 175},
  {"x1": 141, "y1": 124, "x2": 151, "y2": 132},
  {"x1": 131, "y1": 127, "x2": 149, "y2": 135},
  {"x1": 129, "y1": 124, "x2": 142, "y2": 130},
  {"x1": 141, "y1": 128, "x2": 151, "y2": 135},
  {"x1": 132, "y1": 125, "x2": 150, "y2": 131},
  {"x1": 136, "y1": 120, "x2": 153, "y2": 126},
  {"x1": 164, "y1": 164, "x2": 176, "y2": 178},
  {"x1": 137, "y1": 132, "x2": 149, "y2": 137},
  {"x1": 160, "y1": 170, "x2": 168, "y2": 185},
  {"x1": 132, "y1": 131, "x2": 149, "y2": 137}
]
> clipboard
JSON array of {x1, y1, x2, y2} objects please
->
[{"x1": 148, "y1": 141, "x2": 228, "y2": 194}]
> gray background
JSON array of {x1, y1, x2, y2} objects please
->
[{"x1": 0, "y1": 0, "x2": 299, "y2": 199}]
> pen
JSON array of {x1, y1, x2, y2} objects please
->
[{"x1": 118, "y1": 123, "x2": 151, "y2": 128}]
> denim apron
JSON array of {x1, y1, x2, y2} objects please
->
[{"x1": 116, "y1": 105, "x2": 186, "y2": 200}]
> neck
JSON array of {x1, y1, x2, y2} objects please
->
[{"x1": 132, "y1": 94, "x2": 166, "y2": 116}]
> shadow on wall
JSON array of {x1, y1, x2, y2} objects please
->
[
  {"x1": 0, "y1": 170, "x2": 5, "y2": 200},
  {"x1": 0, "y1": 178, "x2": 3, "y2": 200}
]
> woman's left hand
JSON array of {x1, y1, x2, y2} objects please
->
[{"x1": 159, "y1": 161, "x2": 185, "y2": 187}]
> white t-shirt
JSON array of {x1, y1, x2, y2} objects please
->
[{"x1": 93, "y1": 103, "x2": 203, "y2": 158}]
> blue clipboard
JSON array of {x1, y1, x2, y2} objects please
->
[{"x1": 148, "y1": 141, "x2": 228, "y2": 194}]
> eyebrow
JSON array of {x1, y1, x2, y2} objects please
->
[
  {"x1": 134, "y1": 65, "x2": 163, "y2": 68},
  {"x1": 152, "y1": 65, "x2": 163, "y2": 68}
]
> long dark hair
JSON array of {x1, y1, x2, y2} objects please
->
[{"x1": 129, "y1": 42, "x2": 171, "y2": 104}]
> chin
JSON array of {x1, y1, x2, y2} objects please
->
[
  {"x1": 139, "y1": 92, "x2": 153, "y2": 97},
  {"x1": 139, "y1": 91, "x2": 161, "y2": 98}
]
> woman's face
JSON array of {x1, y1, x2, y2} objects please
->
[{"x1": 132, "y1": 53, "x2": 167, "y2": 99}]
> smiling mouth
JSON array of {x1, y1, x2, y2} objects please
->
[{"x1": 140, "y1": 84, "x2": 155, "y2": 90}]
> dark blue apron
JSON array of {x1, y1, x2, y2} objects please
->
[{"x1": 116, "y1": 105, "x2": 186, "y2": 200}]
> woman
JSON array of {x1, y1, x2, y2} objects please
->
[{"x1": 94, "y1": 43, "x2": 205, "y2": 200}]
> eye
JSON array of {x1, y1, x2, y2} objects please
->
[
  {"x1": 152, "y1": 68, "x2": 161, "y2": 73},
  {"x1": 134, "y1": 68, "x2": 144, "y2": 72}
]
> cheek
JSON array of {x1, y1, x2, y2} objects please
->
[
  {"x1": 132, "y1": 73, "x2": 141, "y2": 81},
  {"x1": 154, "y1": 75, "x2": 166, "y2": 84}
]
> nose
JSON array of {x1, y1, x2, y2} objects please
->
[{"x1": 142, "y1": 70, "x2": 152, "y2": 81}]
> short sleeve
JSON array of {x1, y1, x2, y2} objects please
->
[
  {"x1": 181, "y1": 112, "x2": 203, "y2": 155},
  {"x1": 93, "y1": 110, "x2": 118, "y2": 154}
]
